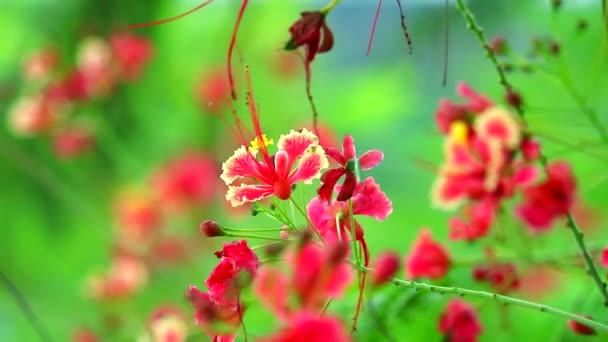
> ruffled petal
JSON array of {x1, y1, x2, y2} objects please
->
[
  {"x1": 226, "y1": 184, "x2": 274, "y2": 207},
  {"x1": 277, "y1": 128, "x2": 318, "y2": 169},
  {"x1": 221, "y1": 146, "x2": 271, "y2": 185},
  {"x1": 306, "y1": 197, "x2": 336, "y2": 237},
  {"x1": 358, "y1": 149, "x2": 383, "y2": 170},
  {"x1": 474, "y1": 106, "x2": 522, "y2": 149},
  {"x1": 288, "y1": 145, "x2": 329, "y2": 184},
  {"x1": 351, "y1": 177, "x2": 392, "y2": 220}
]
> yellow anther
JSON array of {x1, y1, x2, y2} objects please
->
[
  {"x1": 449, "y1": 121, "x2": 469, "y2": 145},
  {"x1": 249, "y1": 134, "x2": 274, "y2": 153}
]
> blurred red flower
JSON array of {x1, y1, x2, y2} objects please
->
[{"x1": 405, "y1": 229, "x2": 451, "y2": 280}]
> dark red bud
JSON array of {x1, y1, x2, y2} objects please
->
[
  {"x1": 371, "y1": 251, "x2": 401, "y2": 287},
  {"x1": 200, "y1": 220, "x2": 225, "y2": 237},
  {"x1": 472, "y1": 266, "x2": 489, "y2": 281},
  {"x1": 548, "y1": 41, "x2": 560, "y2": 56},
  {"x1": 505, "y1": 88, "x2": 522, "y2": 109},
  {"x1": 263, "y1": 241, "x2": 288, "y2": 257},
  {"x1": 567, "y1": 316, "x2": 596, "y2": 335}
]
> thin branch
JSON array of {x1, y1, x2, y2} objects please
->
[
  {"x1": 395, "y1": 0, "x2": 413, "y2": 54},
  {"x1": 391, "y1": 277, "x2": 608, "y2": 333},
  {"x1": 454, "y1": 0, "x2": 608, "y2": 308},
  {"x1": 0, "y1": 271, "x2": 54, "y2": 342},
  {"x1": 442, "y1": 0, "x2": 450, "y2": 86}
]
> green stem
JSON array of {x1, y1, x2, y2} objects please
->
[
  {"x1": 321, "y1": 0, "x2": 343, "y2": 15},
  {"x1": 390, "y1": 277, "x2": 608, "y2": 333},
  {"x1": 225, "y1": 233, "x2": 286, "y2": 242},
  {"x1": 289, "y1": 197, "x2": 326, "y2": 244},
  {"x1": 455, "y1": 0, "x2": 608, "y2": 308}
]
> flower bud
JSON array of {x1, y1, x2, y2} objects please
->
[
  {"x1": 505, "y1": 88, "x2": 522, "y2": 109},
  {"x1": 200, "y1": 220, "x2": 225, "y2": 237},
  {"x1": 371, "y1": 251, "x2": 400, "y2": 287},
  {"x1": 489, "y1": 36, "x2": 507, "y2": 55},
  {"x1": 567, "y1": 316, "x2": 596, "y2": 335}
]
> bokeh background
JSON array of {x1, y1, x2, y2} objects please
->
[{"x1": 1, "y1": 0, "x2": 607, "y2": 340}]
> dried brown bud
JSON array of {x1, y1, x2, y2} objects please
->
[{"x1": 489, "y1": 37, "x2": 508, "y2": 56}]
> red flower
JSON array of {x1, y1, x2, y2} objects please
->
[
  {"x1": 261, "y1": 313, "x2": 351, "y2": 342},
  {"x1": 53, "y1": 125, "x2": 95, "y2": 159},
  {"x1": 152, "y1": 152, "x2": 218, "y2": 211},
  {"x1": 148, "y1": 305, "x2": 188, "y2": 342},
  {"x1": 186, "y1": 286, "x2": 239, "y2": 341},
  {"x1": 435, "y1": 82, "x2": 494, "y2": 134},
  {"x1": 110, "y1": 32, "x2": 153, "y2": 81},
  {"x1": 317, "y1": 134, "x2": 384, "y2": 202},
  {"x1": 567, "y1": 315, "x2": 596, "y2": 336},
  {"x1": 602, "y1": 247, "x2": 608, "y2": 268},
  {"x1": 86, "y1": 255, "x2": 149, "y2": 300},
  {"x1": 254, "y1": 240, "x2": 352, "y2": 318},
  {"x1": 371, "y1": 251, "x2": 401, "y2": 287},
  {"x1": 285, "y1": 11, "x2": 334, "y2": 69},
  {"x1": 206, "y1": 240, "x2": 259, "y2": 303},
  {"x1": 221, "y1": 129, "x2": 328, "y2": 206},
  {"x1": 472, "y1": 262, "x2": 520, "y2": 293},
  {"x1": 405, "y1": 229, "x2": 451, "y2": 280},
  {"x1": 516, "y1": 161, "x2": 576, "y2": 231},
  {"x1": 7, "y1": 95, "x2": 57, "y2": 135},
  {"x1": 448, "y1": 198, "x2": 497, "y2": 241},
  {"x1": 114, "y1": 190, "x2": 163, "y2": 242},
  {"x1": 187, "y1": 240, "x2": 258, "y2": 341},
  {"x1": 438, "y1": 300, "x2": 483, "y2": 342}
]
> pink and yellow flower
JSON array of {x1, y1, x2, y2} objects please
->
[{"x1": 221, "y1": 129, "x2": 328, "y2": 207}]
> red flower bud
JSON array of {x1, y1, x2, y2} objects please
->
[
  {"x1": 489, "y1": 36, "x2": 508, "y2": 55},
  {"x1": 371, "y1": 251, "x2": 401, "y2": 287},
  {"x1": 567, "y1": 316, "x2": 596, "y2": 335},
  {"x1": 505, "y1": 88, "x2": 522, "y2": 109},
  {"x1": 200, "y1": 220, "x2": 225, "y2": 237}
]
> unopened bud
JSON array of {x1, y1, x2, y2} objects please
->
[
  {"x1": 371, "y1": 251, "x2": 401, "y2": 287},
  {"x1": 567, "y1": 315, "x2": 596, "y2": 335},
  {"x1": 489, "y1": 36, "x2": 508, "y2": 55},
  {"x1": 505, "y1": 88, "x2": 522, "y2": 109},
  {"x1": 200, "y1": 220, "x2": 225, "y2": 237},
  {"x1": 264, "y1": 241, "x2": 288, "y2": 257},
  {"x1": 551, "y1": 0, "x2": 562, "y2": 11},
  {"x1": 576, "y1": 19, "x2": 588, "y2": 32},
  {"x1": 548, "y1": 40, "x2": 560, "y2": 56}
]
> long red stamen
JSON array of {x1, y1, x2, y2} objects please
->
[
  {"x1": 366, "y1": 0, "x2": 383, "y2": 56},
  {"x1": 127, "y1": 0, "x2": 214, "y2": 30},
  {"x1": 352, "y1": 236, "x2": 369, "y2": 333},
  {"x1": 244, "y1": 65, "x2": 273, "y2": 167},
  {"x1": 227, "y1": 0, "x2": 249, "y2": 100}
]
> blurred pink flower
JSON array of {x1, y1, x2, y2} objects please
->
[{"x1": 405, "y1": 229, "x2": 451, "y2": 280}]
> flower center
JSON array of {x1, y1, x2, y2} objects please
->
[{"x1": 273, "y1": 179, "x2": 292, "y2": 200}]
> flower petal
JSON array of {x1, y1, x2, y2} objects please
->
[
  {"x1": 430, "y1": 176, "x2": 466, "y2": 210},
  {"x1": 306, "y1": 197, "x2": 336, "y2": 237},
  {"x1": 474, "y1": 106, "x2": 522, "y2": 149},
  {"x1": 288, "y1": 145, "x2": 329, "y2": 184},
  {"x1": 277, "y1": 128, "x2": 318, "y2": 168},
  {"x1": 358, "y1": 149, "x2": 383, "y2": 170},
  {"x1": 351, "y1": 177, "x2": 392, "y2": 220},
  {"x1": 221, "y1": 146, "x2": 271, "y2": 185},
  {"x1": 342, "y1": 135, "x2": 356, "y2": 160},
  {"x1": 317, "y1": 168, "x2": 345, "y2": 202},
  {"x1": 226, "y1": 184, "x2": 274, "y2": 207}
]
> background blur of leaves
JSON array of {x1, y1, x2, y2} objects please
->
[{"x1": 0, "y1": 0, "x2": 607, "y2": 340}]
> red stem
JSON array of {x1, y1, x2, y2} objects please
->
[
  {"x1": 351, "y1": 236, "x2": 369, "y2": 333},
  {"x1": 227, "y1": 0, "x2": 249, "y2": 100},
  {"x1": 366, "y1": 0, "x2": 383, "y2": 56},
  {"x1": 127, "y1": 0, "x2": 214, "y2": 30}
]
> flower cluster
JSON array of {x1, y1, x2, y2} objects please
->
[
  {"x1": 187, "y1": 240, "x2": 259, "y2": 341},
  {"x1": 7, "y1": 33, "x2": 152, "y2": 158},
  {"x1": 431, "y1": 83, "x2": 577, "y2": 240},
  {"x1": 86, "y1": 151, "x2": 217, "y2": 300}
]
